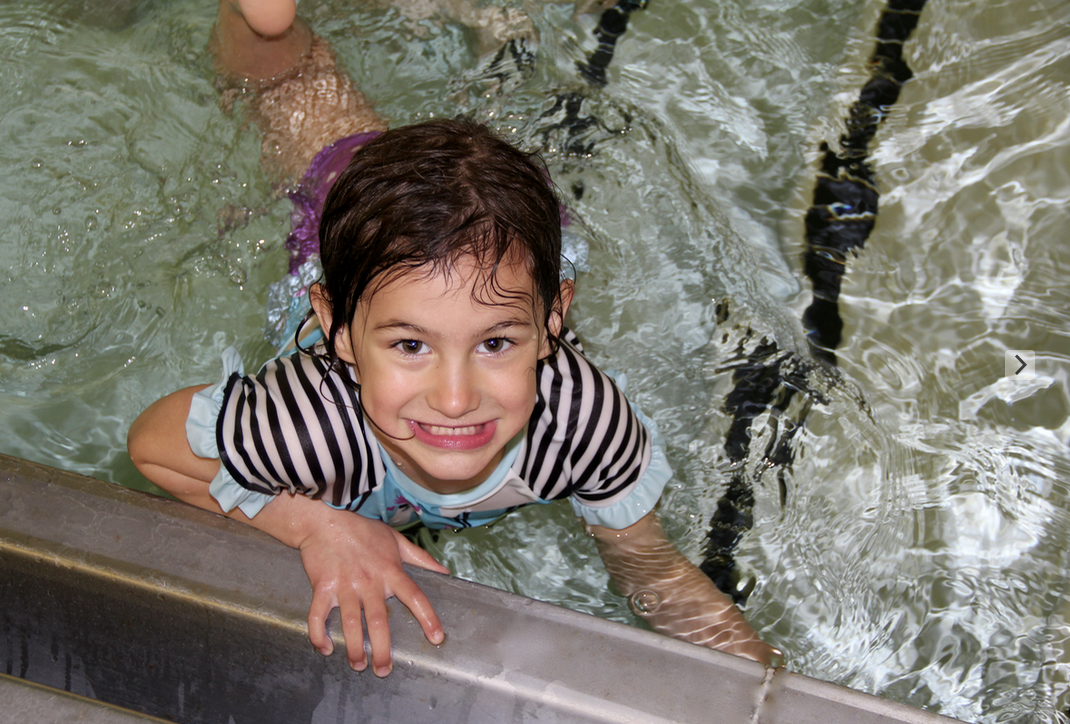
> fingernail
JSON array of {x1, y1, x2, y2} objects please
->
[
  {"x1": 350, "y1": 658, "x2": 367, "y2": 672},
  {"x1": 430, "y1": 629, "x2": 444, "y2": 645},
  {"x1": 374, "y1": 664, "x2": 392, "y2": 677}
]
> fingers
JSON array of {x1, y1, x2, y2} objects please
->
[
  {"x1": 360, "y1": 596, "x2": 393, "y2": 677},
  {"x1": 322, "y1": 581, "x2": 386, "y2": 675},
  {"x1": 338, "y1": 592, "x2": 370, "y2": 673},
  {"x1": 306, "y1": 589, "x2": 337, "y2": 657},
  {"x1": 307, "y1": 572, "x2": 444, "y2": 675},
  {"x1": 316, "y1": 590, "x2": 437, "y2": 676},
  {"x1": 735, "y1": 640, "x2": 784, "y2": 669},
  {"x1": 386, "y1": 537, "x2": 446, "y2": 645},
  {"x1": 308, "y1": 587, "x2": 389, "y2": 675},
  {"x1": 298, "y1": 518, "x2": 446, "y2": 675},
  {"x1": 681, "y1": 604, "x2": 785, "y2": 668},
  {"x1": 390, "y1": 574, "x2": 445, "y2": 646}
]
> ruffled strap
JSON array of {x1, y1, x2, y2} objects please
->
[{"x1": 184, "y1": 347, "x2": 276, "y2": 519}]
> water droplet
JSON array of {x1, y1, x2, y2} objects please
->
[{"x1": 628, "y1": 589, "x2": 661, "y2": 615}]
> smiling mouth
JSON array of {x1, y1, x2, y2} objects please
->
[
  {"x1": 421, "y1": 424, "x2": 484, "y2": 436},
  {"x1": 409, "y1": 420, "x2": 497, "y2": 450}
]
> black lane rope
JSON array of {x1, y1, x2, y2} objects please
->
[
  {"x1": 699, "y1": 0, "x2": 929, "y2": 605},
  {"x1": 699, "y1": 337, "x2": 801, "y2": 602},
  {"x1": 802, "y1": 0, "x2": 929, "y2": 365},
  {"x1": 576, "y1": 0, "x2": 649, "y2": 87},
  {"x1": 538, "y1": 0, "x2": 649, "y2": 156}
]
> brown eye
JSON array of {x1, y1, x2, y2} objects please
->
[
  {"x1": 396, "y1": 340, "x2": 429, "y2": 355},
  {"x1": 478, "y1": 338, "x2": 513, "y2": 354}
]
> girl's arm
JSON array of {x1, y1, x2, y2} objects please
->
[
  {"x1": 588, "y1": 511, "x2": 783, "y2": 666},
  {"x1": 127, "y1": 386, "x2": 448, "y2": 677}
]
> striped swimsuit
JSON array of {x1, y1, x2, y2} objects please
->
[{"x1": 197, "y1": 330, "x2": 672, "y2": 530}]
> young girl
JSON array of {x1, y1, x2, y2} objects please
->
[{"x1": 127, "y1": 0, "x2": 781, "y2": 677}]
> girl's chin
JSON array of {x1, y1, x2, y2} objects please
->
[
  {"x1": 416, "y1": 475, "x2": 488, "y2": 496},
  {"x1": 399, "y1": 449, "x2": 507, "y2": 495}
]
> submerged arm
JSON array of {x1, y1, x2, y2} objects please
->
[{"x1": 588, "y1": 511, "x2": 782, "y2": 666}]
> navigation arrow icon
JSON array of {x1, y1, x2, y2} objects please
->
[{"x1": 1006, "y1": 350, "x2": 1035, "y2": 380}]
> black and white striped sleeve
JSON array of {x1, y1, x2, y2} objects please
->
[
  {"x1": 216, "y1": 352, "x2": 383, "y2": 508},
  {"x1": 521, "y1": 333, "x2": 663, "y2": 517}
]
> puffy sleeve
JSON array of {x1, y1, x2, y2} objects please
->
[
  {"x1": 569, "y1": 396, "x2": 673, "y2": 530},
  {"x1": 525, "y1": 334, "x2": 673, "y2": 530},
  {"x1": 207, "y1": 347, "x2": 384, "y2": 514},
  {"x1": 185, "y1": 348, "x2": 276, "y2": 518}
]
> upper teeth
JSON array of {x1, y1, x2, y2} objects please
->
[{"x1": 424, "y1": 424, "x2": 480, "y2": 436}]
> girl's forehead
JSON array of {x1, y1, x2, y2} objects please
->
[
  {"x1": 371, "y1": 255, "x2": 537, "y2": 302},
  {"x1": 362, "y1": 255, "x2": 540, "y2": 318}
]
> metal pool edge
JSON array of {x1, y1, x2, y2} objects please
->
[
  {"x1": 0, "y1": 673, "x2": 172, "y2": 724},
  {"x1": 0, "y1": 454, "x2": 962, "y2": 724}
]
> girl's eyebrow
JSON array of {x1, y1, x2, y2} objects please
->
[
  {"x1": 373, "y1": 319, "x2": 534, "y2": 337},
  {"x1": 373, "y1": 321, "x2": 432, "y2": 335},
  {"x1": 482, "y1": 319, "x2": 535, "y2": 335}
]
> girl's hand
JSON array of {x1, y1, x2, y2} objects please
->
[
  {"x1": 294, "y1": 507, "x2": 450, "y2": 676},
  {"x1": 588, "y1": 511, "x2": 783, "y2": 667},
  {"x1": 128, "y1": 385, "x2": 449, "y2": 676}
]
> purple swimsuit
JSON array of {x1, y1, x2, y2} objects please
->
[{"x1": 285, "y1": 131, "x2": 381, "y2": 273}]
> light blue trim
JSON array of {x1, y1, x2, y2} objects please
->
[
  {"x1": 378, "y1": 427, "x2": 526, "y2": 510},
  {"x1": 185, "y1": 347, "x2": 276, "y2": 519},
  {"x1": 209, "y1": 466, "x2": 275, "y2": 518},
  {"x1": 185, "y1": 347, "x2": 243, "y2": 461}
]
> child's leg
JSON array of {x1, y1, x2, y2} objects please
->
[
  {"x1": 212, "y1": 0, "x2": 387, "y2": 182},
  {"x1": 214, "y1": 0, "x2": 310, "y2": 81}
]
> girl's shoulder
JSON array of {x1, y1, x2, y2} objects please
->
[
  {"x1": 523, "y1": 327, "x2": 653, "y2": 504},
  {"x1": 539, "y1": 327, "x2": 615, "y2": 381},
  {"x1": 234, "y1": 346, "x2": 364, "y2": 423},
  {"x1": 536, "y1": 328, "x2": 632, "y2": 415},
  {"x1": 218, "y1": 346, "x2": 383, "y2": 502}
]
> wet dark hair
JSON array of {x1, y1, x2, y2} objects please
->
[{"x1": 312, "y1": 117, "x2": 564, "y2": 372}]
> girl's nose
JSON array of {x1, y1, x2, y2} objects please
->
[{"x1": 427, "y1": 361, "x2": 481, "y2": 418}]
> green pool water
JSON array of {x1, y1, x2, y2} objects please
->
[{"x1": 1, "y1": 0, "x2": 1068, "y2": 720}]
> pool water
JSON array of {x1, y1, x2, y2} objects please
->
[{"x1": 2, "y1": 0, "x2": 1069, "y2": 721}]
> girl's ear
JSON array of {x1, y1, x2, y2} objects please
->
[
  {"x1": 540, "y1": 279, "x2": 575, "y2": 358},
  {"x1": 310, "y1": 284, "x2": 356, "y2": 365}
]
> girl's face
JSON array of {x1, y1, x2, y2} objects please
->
[{"x1": 314, "y1": 256, "x2": 572, "y2": 495}]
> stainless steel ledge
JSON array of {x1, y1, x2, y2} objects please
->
[
  {"x1": 0, "y1": 673, "x2": 171, "y2": 724},
  {"x1": 0, "y1": 454, "x2": 962, "y2": 723}
]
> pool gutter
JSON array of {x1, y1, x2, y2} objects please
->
[{"x1": 0, "y1": 453, "x2": 962, "y2": 724}]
